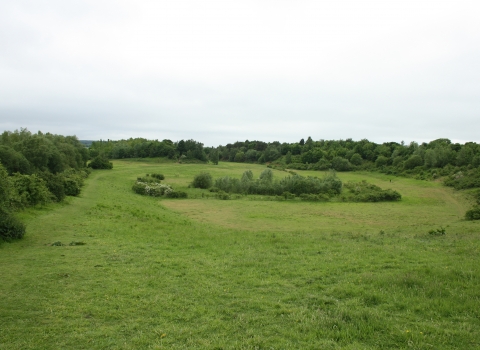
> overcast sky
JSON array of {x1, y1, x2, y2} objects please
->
[{"x1": 1, "y1": 0, "x2": 479, "y2": 147}]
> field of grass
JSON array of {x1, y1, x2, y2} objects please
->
[{"x1": 1, "y1": 159, "x2": 479, "y2": 349}]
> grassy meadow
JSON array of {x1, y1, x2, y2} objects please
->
[{"x1": 1, "y1": 159, "x2": 479, "y2": 349}]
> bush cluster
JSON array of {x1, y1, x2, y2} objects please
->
[
  {"x1": 132, "y1": 180, "x2": 187, "y2": 199},
  {"x1": 212, "y1": 169, "x2": 342, "y2": 197},
  {"x1": 444, "y1": 169, "x2": 480, "y2": 190},
  {"x1": 342, "y1": 181, "x2": 402, "y2": 202}
]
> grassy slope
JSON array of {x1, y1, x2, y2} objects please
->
[{"x1": 1, "y1": 160, "x2": 479, "y2": 349}]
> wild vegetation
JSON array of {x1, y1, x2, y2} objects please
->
[
  {"x1": 1, "y1": 159, "x2": 479, "y2": 349},
  {"x1": 0, "y1": 129, "x2": 95, "y2": 242},
  {"x1": 1, "y1": 128, "x2": 480, "y2": 348}
]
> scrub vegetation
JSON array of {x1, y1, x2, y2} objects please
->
[{"x1": 1, "y1": 158, "x2": 479, "y2": 349}]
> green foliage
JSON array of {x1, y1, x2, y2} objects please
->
[
  {"x1": 191, "y1": 172, "x2": 213, "y2": 189},
  {"x1": 349, "y1": 153, "x2": 363, "y2": 166},
  {"x1": 0, "y1": 162, "x2": 12, "y2": 210},
  {"x1": 37, "y1": 171, "x2": 65, "y2": 202},
  {"x1": 234, "y1": 151, "x2": 245, "y2": 162},
  {"x1": 132, "y1": 181, "x2": 174, "y2": 197},
  {"x1": 63, "y1": 178, "x2": 81, "y2": 196},
  {"x1": 343, "y1": 181, "x2": 402, "y2": 202},
  {"x1": 299, "y1": 193, "x2": 330, "y2": 201},
  {"x1": 465, "y1": 206, "x2": 480, "y2": 220},
  {"x1": 0, "y1": 145, "x2": 31, "y2": 174},
  {"x1": 0, "y1": 163, "x2": 26, "y2": 241},
  {"x1": 259, "y1": 168, "x2": 274, "y2": 183},
  {"x1": 165, "y1": 190, "x2": 188, "y2": 198},
  {"x1": 150, "y1": 173, "x2": 165, "y2": 180},
  {"x1": 215, "y1": 170, "x2": 343, "y2": 198},
  {"x1": 282, "y1": 191, "x2": 295, "y2": 200},
  {"x1": 444, "y1": 169, "x2": 480, "y2": 190},
  {"x1": 241, "y1": 170, "x2": 254, "y2": 183},
  {"x1": 473, "y1": 190, "x2": 480, "y2": 205},
  {"x1": 429, "y1": 227, "x2": 446, "y2": 235},
  {"x1": 10, "y1": 173, "x2": 52, "y2": 208},
  {"x1": 0, "y1": 211, "x2": 26, "y2": 241},
  {"x1": 209, "y1": 149, "x2": 219, "y2": 165},
  {"x1": 375, "y1": 155, "x2": 389, "y2": 168},
  {"x1": 331, "y1": 157, "x2": 352, "y2": 171},
  {"x1": 404, "y1": 155, "x2": 424, "y2": 169},
  {"x1": 285, "y1": 151, "x2": 292, "y2": 164},
  {"x1": 88, "y1": 155, "x2": 113, "y2": 169}
]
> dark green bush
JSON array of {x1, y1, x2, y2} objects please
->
[
  {"x1": 192, "y1": 172, "x2": 213, "y2": 189},
  {"x1": 444, "y1": 169, "x2": 480, "y2": 189},
  {"x1": 165, "y1": 191, "x2": 188, "y2": 198},
  {"x1": 151, "y1": 173, "x2": 165, "y2": 180},
  {"x1": 343, "y1": 181, "x2": 401, "y2": 202},
  {"x1": 465, "y1": 206, "x2": 480, "y2": 220},
  {"x1": 88, "y1": 155, "x2": 113, "y2": 169},
  {"x1": 63, "y1": 178, "x2": 80, "y2": 196},
  {"x1": 282, "y1": 191, "x2": 295, "y2": 200},
  {"x1": 132, "y1": 182, "x2": 147, "y2": 195},
  {"x1": 299, "y1": 193, "x2": 329, "y2": 201},
  {"x1": 215, "y1": 190, "x2": 230, "y2": 200},
  {"x1": 214, "y1": 171, "x2": 342, "y2": 197},
  {"x1": 37, "y1": 171, "x2": 65, "y2": 202},
  {"x1": 429, "y1": 227, "x2": 446, "y2": 235},
  {"x1": 0, "y1": 211, "x2": 26, "y2": 241},
  {"x1": 10, "y1": 173, "x2": 52, "y2": 208}
]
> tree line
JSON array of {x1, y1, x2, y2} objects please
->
[
  {"x1": 89, "y1": 136, "x2": 480, "y2": 175},
  {"x1": 0, "y1": 128, "x2": 94, "y2": 242}
]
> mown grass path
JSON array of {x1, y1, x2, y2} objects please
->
[{"x1": 1, "y1": 161, "x2": 479, "y2": 349}]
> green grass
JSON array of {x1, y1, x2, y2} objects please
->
[{"x1": 1, "y1": 160, "x2": 479, "y2": 349}]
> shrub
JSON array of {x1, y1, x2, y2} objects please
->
[
  {"x1": 259, "y1": 168, "x2": 273, "y2": 183},
  {"x1": 165, "y1": 191, "x2": 188, "y2": 198},
  {"x1": 215, "y1": 190, "x2": 230, "y2": 200},
  {"x1": 282, "y1": 191, "x2": 295, "y2": 200},
  {"x1": 88, "y1": 155, "x2": 113, "y2": 169},
  {"x1": 429, "y1": 227, "x2": 446, "y2": 235},
  {"x1": 299, "y1": 193, "x2": 329, "y2": 201},
  {"x1": 465, "y1": 206, "x2": 480, "y2": 220},
  {"x1": 10, "y1": 173, "x2": 53, "y2": 208},
  {"x1": 132, "y1": 182, "x2": 147, "y2": 195},
  {"x1": 151, "y1": 173, "x2": 165, "y2": 180},
  {"x1": 37, "y1": 171, "x2": 65, "y2": 202},
  {"x1": 331, "y1": 157, "x2": 352, "y2": 171},
  {"x1": 0, "y1": 211, "x2": 26, "y2": 241},
  {"x1": 343, "y1": 181, "x2": 402, "y2": 202},
  {"x1": 191, "y1": 172, "x2": 213, "y2": 189},
  {"x1": 63, "y1": 178, "x2": 81, "y2": 196}
]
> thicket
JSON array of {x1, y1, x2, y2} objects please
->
[
  {"x1": 0, "y1": 128, "x2": 91, "y2": 241},
  {"x1": 206, "y1": 170, "x2": 400, "y2": 202},
  {"x1": 211, "y1": 169, "x2": 343, "y2": 197},
  {"x1": 342, "y1": 181, "x2": 402, "y2": 202}
]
